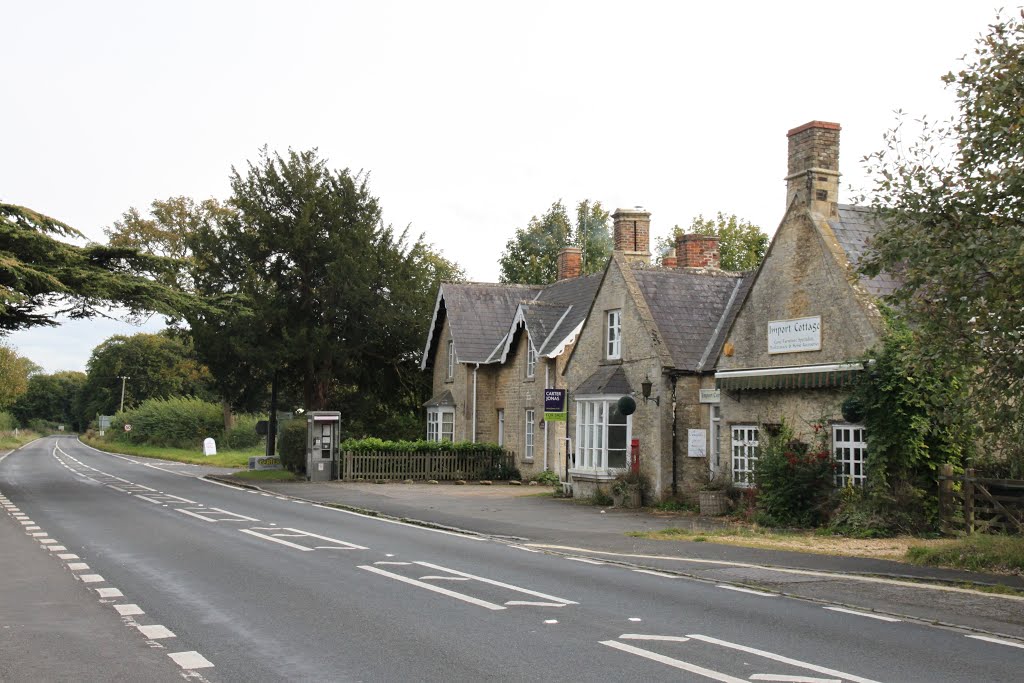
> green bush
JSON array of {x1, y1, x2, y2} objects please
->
[
  {"x1": 278, "y1": 420, "x2": 308, "y2": 474},
  {"x1": 110, "y1": 397, "x2": 264, "y2": 450},
  {"x1": 828, "y1": 482, "x2": 934, "y2": 537},
  {"x1": 224, "y1": 414, "x2": 263, "y2": 449},
  {"x1": 533, "y1": 469, "x2": 560, "y2": 486},
  {"x1": 754, "y1": 420, "x2": 835, "y2": 528},
  {"x1": 0, "y1": 411, "x2": 16, "y2": 431}
]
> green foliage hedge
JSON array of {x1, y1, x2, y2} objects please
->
[
  {"x1": 754, "y1": 420, "x2": 835, "y2": 528},
  {"x1": 278, "y1": 420, "x2": 307, "y2": 473},
  {"x1": 339, "y1": 437, "x2": 504, "y2": 453},
  {"x1": 110, "y1": 397, "x2": 264, "y2": 450},
  {"x1": 0, "y1": 411, "x2": 15, "y2": 431}
]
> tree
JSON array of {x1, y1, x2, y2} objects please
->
[
  {"x1": 654, "y1": 212, "x2": 767, "y2": 271},
  {"x1": 498, "y1": 200, "x2": 611, "y2": 284},
  {"x1": 0, "y1": 203, "x2": 203, "y2": 333},
  {"x1": 861, "y1": 10, "x2": 1024, "y2": 465},
  {"x1": 0, "y1": 343, "x2": 38, "y2": 410},
  {"x1": 77, "y1": 331, "x2": 216, "y2": 425},
  {"x1": 11, "y1": 371, "x2": 86, "y2": 430}
]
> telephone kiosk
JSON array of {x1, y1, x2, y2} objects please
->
[{"x1": 306, "y1": 411, "x2": 342, "y2": 481}]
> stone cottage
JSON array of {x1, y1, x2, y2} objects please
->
[
  {"x1": 714, "y1": 121, "x2": 899, "y2": 487},
  {"x1": 420, "y1": 254, "x2": 601, "y2": 479},
  {"x1": 563, "y1": 208, "x2": 751, "y2": 501}
]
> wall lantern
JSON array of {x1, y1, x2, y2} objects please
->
[{"x1": 641, "y1": 375, "x2": 660, "y2": 406}]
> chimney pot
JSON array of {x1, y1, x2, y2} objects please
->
[
  {"x1": 556, "y1": 246, "x2": 583, "y2": 280},
  {"x1": 612, "y1": 207, "x2": 651, "y2": 266},
  {"x1": 786, "y1": 120, "x2": 841, "y2": 217},
  {"x1": 676, "y1": 233, "x2": 720, "y2": 270}
]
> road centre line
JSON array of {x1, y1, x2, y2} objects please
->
[
  {"x1": 685, "y1": 634, "x2": 883, "y2": 683},
  {"x1": 115, "y1": 604, "x2": 145, "y2": 616},
  {"x1": 168, "y1": 651, "x2": 214, "y2": 670},
  {"x1": 619, "y1": 634, "x2": 691, "y2": 642},
  {"x1": 601, "y1": 640, "x2": 746, "y2": 682},
  {"x1": 137, "y1": 624, "x2": 176, "y2": 639},
  {"x1": 176, "y1": 509, "x2": 221, "y2": 522},
  {"x1": 239, "y1": 528, "x2": 313, "y2": 551},
  {"x1": 358, "y1": 565, "x2": 506, "y2": 611},
  {"x1": 505, "y1": 600, "x2": 566, "y2": 607},
  {"x1": 823, "y1": 606, "x2": 902, "y2": 622},
  {"x1": 312, "y1": 503, "x2": 485, "y2": 540},
  {"x1": 966, "y1": 634, "x2": 1024, "y2": 649},
  {"x1": 414, "y1": 561, "x2": 577, "y2": 605},
  {"x1": 531, "y1": 544, "x2": 1024, "y2": 602},
  {"x1": 208, "y1": 507, "x2": 260, "y2": 521},
  {"x1": 280, "y1": 527, "x2": 368, "y2": 549}
]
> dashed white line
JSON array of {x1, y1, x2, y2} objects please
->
[
  {"x1": 39, "y1": 538, "x2": 57, "y2": 545},
  {"x1": 632, "y1": 569, "x2": 676, "y2": 578},
  {"x1": 97, "y1": 587, "x2": 124, "y2": 598},
  {"x1": 966, "y1": 634, "x2": 1024, "y2": 650},
  {"x1": 79, "y1": 574, "x2": 105, "y2": 583},
  {"x1": 48, "y1": 545, "x2": 67, "y2": 552},
  {"x1": 115, "y1": 604, "x2": 145, "y2": 616},
  {"x1": 57, "y1": 553, "x2": 79, "y2": 560},
  {"x1": 67, "y1": 563, "x2": 90, "y2": 571},
  {"x1": 137, "y1": 624, "x2": 176, "y2": 639},
  {"x1": 823, "y1": 606, "x2": 901, "y2": 622},
  {"x1": 167, "y1": 651, "x2": 215, "y2": 670},
  {"x1": 566, "y1": 557, "x2": 605, "y2": 565},
  {"x1": 716, "y1": 584, "x2": 776, "y2": 597},
  {"x1": 750, "y1": 675, "x2": 841, "y2": 683},
  {"x1": 620, "y1": 634, "x2": 691, "y2": 642}
]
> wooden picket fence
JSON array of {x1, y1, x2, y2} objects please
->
[
  {"x1": 341, "y1": 449, "x2": 517, "y2": 482},
  {"x1": 938, "y1": 464, "x2": 1024, "y2": 535}
]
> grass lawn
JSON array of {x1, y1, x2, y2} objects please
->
[
  {"x1": 906, "y1": 535, "x2": 1024, "y2": 575},
  {"x1": 80, "y1": 436, "x2": 260, "y2": 469},
  {"x1": 231, "y1": 469, "x2": 301, "y2": 482},
  {"x1": 0, "y1": 430, "x2": 40, "y2": 451}
]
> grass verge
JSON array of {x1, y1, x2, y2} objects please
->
[
  {"x1": 0, "y1": 430, "x2": 40, "y2": 451},
  {"x1": 231, "y1": 469, "x2": 301, "y2": 482},
  {"x1": 906, "y1": 535, "x2": 1024, "y2": 575},
  {"x1": 80, "y1": 436, "x2": 259, "y2": 469}
]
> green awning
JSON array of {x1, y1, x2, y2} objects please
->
[{"x1": 715, "y1": 363, "x2": 863, "y2": 391}]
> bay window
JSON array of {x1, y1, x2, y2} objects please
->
[
  {"x1": 574, "y1": 397, "x2": 630, "y2": 470},
  {"x1": 427, "y1": 407, "x2": 455, "y2": 442}
]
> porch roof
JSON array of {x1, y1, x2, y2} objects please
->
[{"x1": 715, "y1": 362, "x2": 864, "y2": 391}]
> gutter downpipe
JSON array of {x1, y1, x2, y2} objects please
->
[
  {"x1": 670, "y1": 374, "x2": 679, "y2": 497},
  {"x1": 543, "y1": 363, "x2": 550, "y2": 471},
  {"x1": 472, "y1": 364, "x2": 479, "y2": 443}
]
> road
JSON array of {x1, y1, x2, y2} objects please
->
[{"x1": 2, "y1": 436, "x2": 1022, "y2": 682}]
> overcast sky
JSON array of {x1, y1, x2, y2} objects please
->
[{"x1": 3, "y1": 1, "x2": 1001, "y2": 373}]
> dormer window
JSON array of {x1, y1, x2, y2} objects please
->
[
  {"x1": 606, "y1": 309, "x2": 622, "y2": 360},
  {"x1": 526, "y1": 337, "x2": 537, "y2": 378}
]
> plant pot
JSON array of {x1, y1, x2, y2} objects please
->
[
  {"x1": 614, "y1": 484, "x2": 642, "y2": 508},
  {"x1": 699, "y1": 490, "x2": 729, "y2": 516}
]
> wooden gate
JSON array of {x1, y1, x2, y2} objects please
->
[{"x1": 938, "y1": 464, "x2": 1024, "y2": 534}]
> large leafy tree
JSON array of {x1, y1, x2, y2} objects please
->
[
  {"x1": 498, "y1": 200, "x2": 611, "y2": 284},
  {"x1": 11, "y1": 371, "x2": 87, "y2": 431},
  {"x1": 0, "y1": 343, "x2": 38, "y2": 410},
  {"x1": 77, "y1": 331, "x2": 216, "y2": 424},
  {"x1": 0, "y1": 203, "x2": 200, "y2": 332},
  {"x1": 861, "y1": 11, "x2": 1024, "y2": 465},
  {"x1": 654, "y1": 212, "x2": 767, "y2": 271}
]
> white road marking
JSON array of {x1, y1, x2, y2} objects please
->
[
  {"x1": 108, "y1": 485, "x2": 128, "y2": 492},
  {"x1": 619, "y1": 634, "x2": 691, "y2": 642},
  {"x1": 239, "y1": 528, "x2": 312, "y2": 551},
  {"x1": 566, "y1": 557, "x2": 605, "y2": 565},
  {"x1": 716, "y1": 585, "x2": 776, "y2": 597},
  {"x1": 137, "y1": 624, "x2": 176, "y2": 639},
  {"x1": 20, "y1": 521, "x2": 34, "y2": 526},
  {"x1": 750, "y1": 675, "x2": 841, "y2": 683},
  {"x1": 176, "y1": 509, "x2": 219, "y2": 522},
  {"x1": 197, "y1": 477, "x2": 247, "y2": 491},
  {"x1": 39, "y1": 538, "x2": 57, "y2": 544},
  {"x1": 208, "y1": 507, "x2": 260, "y2": 521},
  {"x1": 633, "y1": 569, "x2": 677, "y2": 578},
  {"x1": 57, "y1": 554, "x2": 79, "y2": 560},
  {"x1": 280, "y1": 528, "x2": 367, "y2": 549},
  {"x1": 97, "y1": 587, "x2": 124, "y2": 598},
  {"x1": 26, "y1": 526, "x2": 40, "y2": 530},
  {"x1": 67, "y1": 563, "x2": 90, "y2": 571},
  {"x1": 823, "y1": 606, "x2": 901, "y2": 622},
  {"x1": 544, "y1": 619, "x2": 558, "y2": 624},
  {"x1": 629, "y1": 618, "x2": 642, "y2": 622},
  {"x1": 375, "y1": 561, "x2": 411, "y2": 565},
  {"x1": 79, "y1": 574, "x2": 105, "y2": 583},
  {"x1": 505, "y1": 601, "x2": 567, "y2": 607},
  {"x1": 509, "y1": 545, "x2": 541, "y2": 553},
  {"x1": 602, "y1": 640, "x2": 746, "y2": 682},
  {"x1": 420, "y1": 575, "x2": 470, "y2": 581},
  {"x1": 414, "y1": 561, "x2": 577, "y2": 605},
  {"x1": 48, "y1": 545, "x2": 66, "y2": 551},
  {"x1": 168, "y1": 651, "x2": 215, "y2": 670},
  {"x1": 134, "y1": 494, "x2": 164, "y2": 505},
  {"x1": 31, "y1": 532, "x2": 47, "y2": 537},
  {"x1": 312, "y1": 504, "x2": 485, "y2": 540},
  {"x1": 686, "y1": 634, "x2": 883, "y2": 683},
  {"x1": 115, "y1": 604, "x2": 145, "y2": 616},
  {"x1": 966, "y1": 634, "x2": 1024, "y2": 650},
  {"x1": 359, "y1": 565, "x2": 506, "y2": 610},
  {"x1": 275, "y1": 496, "x2": 288, "y2": 500}
]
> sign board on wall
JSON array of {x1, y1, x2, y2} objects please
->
[
  {"x1": 249, "y1": 456, "x2": 282, "y2": 471},
  {"x1": 699, "y1": 389, "x2": 721, "y2": 404},
  {"x1": 687, "y1": 429, "x2": 707, "y2": 458},
  {"x1": 544, "y1": 389, "x2": 567, "y2": 422},
  {"x1": 768, "y1": 316, "x2": 821, "y2": 354}
]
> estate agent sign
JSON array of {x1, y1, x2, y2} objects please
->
[
  {"x1": 768, "y1": 316, "x2": 821, "y2": 354},
  {"x1": 544, "y1": 389, "x2": 567, "y2": 422}
]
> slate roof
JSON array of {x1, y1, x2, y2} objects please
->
[
  {"x1": 439, "y1": 283, "x2": 542, "y2": 364},
  {"x1": 423, "y1": 390, "x2": 455, "y2": 408},
  {"x1": 632, "y1": 269, "x2": 752, "y2": 372},
  {"x1": 522, "y1": 273, "x2": 602, "y2": 357},
  {"x1": 829, "y1": 204, "x2": 901, "y2": 298},
  {"x1": 576, "y1": 365, "x2": 633, "y2": 395}
]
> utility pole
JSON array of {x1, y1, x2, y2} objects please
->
[{"x1": 118, "y1": 376, "x2": 130, "y2": 413}]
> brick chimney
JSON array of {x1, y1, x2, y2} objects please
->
[
  {"x1": 612, "y1": 207, "x2": 651, "y2": 265},
  {"x1": 676, "y1": 233, "x2": 720, "y2": 269},
  {"x1": 556, "y1": 246, "x2": 582, "y2": 280},
  {"x1": 786, "y1": 121, "x2": 840, "y2": 218},
  {"x1": 662, "y1": 247, "x2": 678, "y2": 269}
]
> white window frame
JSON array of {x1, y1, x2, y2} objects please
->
[
  {"x1": 525, "y1": 337, "x2": 537, "y2": 378},
  {"x1": 497, "y1": 408, "x2": 505, "y2": 447},
  {"x1": 731, "y1": 425, "x2": 759, "y2": 486},
  {"x1": 446, "y1": 340, "x2": 455, "y2": 380},
  {"x1": 524, "y1": 409, "x2": 535, "y2": 461},
  {"x1": 606, "y1": 309, "x2": 622, "y2": 360},
  {"x1": 573, "y1": 396, "x2": 631, "y2": 472},
  {"x1": 427, "y1": 407, "x2": 455, "y2": 442},
  {"x1": 833, "y1": 424, "x2": 867, "y2": 487}
]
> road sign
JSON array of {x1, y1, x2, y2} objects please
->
[{"x1": 123, "y1": 424, "x2": 132, "y2": 432}]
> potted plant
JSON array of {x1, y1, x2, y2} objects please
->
[
  {"x1": 699, "y1": 470, "x2": 733, "y2": 516},
  {"x1": 611, "y1": 471, "x2": 648, "y2": 508}
]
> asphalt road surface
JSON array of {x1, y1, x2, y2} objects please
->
[{"x1": 2, "y1": 436, "x2": 1022, "y2": 682}]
